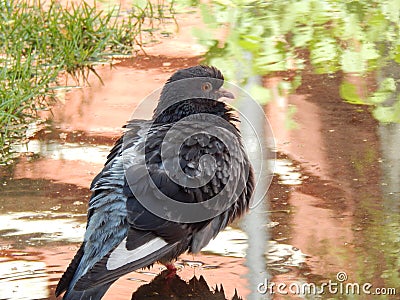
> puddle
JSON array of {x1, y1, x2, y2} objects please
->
[
  {"x1": 0, "y1": 260, "x2": 48, "y2": 300},
  {"x1": 1, "y1": 9, "x2": 400, "y2": 300},
  {"x1": 2, "y1": 63, "x2": 400, "y2": 299},
  {"x1": 266, "y1": 70, "x2": 400, "y2": 298},
  {"x1": 12, "y1": 141, "x2": 110, "y2": 165},
  {"x1": 0, "y1": 212, "x2": 85, "y2": 244},
  {"x1": 2, "y1": 63, "x2": 400, "y2": 300},
  {"x1": 273, "y1": 159, "x2": 303, "y2": 186}
]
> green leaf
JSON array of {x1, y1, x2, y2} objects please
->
[
  {"x1": 378, "y1": 77, "x2": 396, "y2": 93},
  {"x1": 340, "y1": 81, "x2": 365, "y2": 104},
  {"x1": 254, "y1": 59, "x2": 287, "y2": 73},
  {"x1": 291, "y1": 75, "x2": 302, "y2": 91},
  {"x1": 310, "y1": 38, "x2": 337, "y2": 65},
  {"x1": 366, "y1": 14, "x2": 387, "y2": 41},
  {"x1": 342, "y1": 14, "x2": 362, "y2": 40},
  {"x1": 192, "y1": 27, "x2": 215, "y2": 47},
  {"x1": 382, "y1": 0, "x2": 400, "y2": 23},
  {"x1": 249, "y1": 85, "x2": 272, "y2": 105},
  {"x1": 368, "y1": 78, "x2": 396, "y2": 104},
  {"x1": 341, "y1": 49, "x2": 364, "y2": 74},
  {"x1": 369, "y1": 92, "x2": 391, "y2": 104},
  {"x1": 238, "y1": 35, "x2": 262, "y2": 52},
  {"x1": 394, "y1": 45, "x2": 400, "y2": 64},
  {"x1": 372, "y1": 106, "x2": 395, "y2": 123},
  {"x1": 278, "y1": 81, "x2": 292, "y2": 95},
  {"x1": 361, "y1": 43, "x2": 380, "y2": 60},
  {"x1": 199, "y1": 3, "x2": 217, "y2": 28},
  {"x1": 292, "y1": 25, "x2": 313, "y2": 48}
]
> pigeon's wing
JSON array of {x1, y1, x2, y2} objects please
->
[
  {"x1": 55, "y1": 243, "x2": 85, "y2": 296},
  {"x1": 78, "y1": 121, "x2": 254, "y2": 284},
  {"x1": 69, "y1": 123, "x2": 192, "y2": 290},
  {"x1": 73, "y1": 192, "x2": 192, "y2": 290},
  {"x1": 89, "y1": 119, "x2": 144, "y2": 190},
  {"x1": 55, "y1": 120, "x2": 148, "y2": 297}
]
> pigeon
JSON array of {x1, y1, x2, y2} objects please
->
[{"x1": 55, "y1": 65, "x2": 255, "y2": 299}]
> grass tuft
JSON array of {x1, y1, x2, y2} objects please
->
[{"x1": 0, "y1": 0, "x2": 174, "y2": 164}]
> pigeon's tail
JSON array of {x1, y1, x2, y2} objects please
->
[
  {"x1": 73, "y1": 237, "x2": 180, "y2": 291},
  {"x1": 62, "y1": 282, "x2": 114, "y2": 300}
]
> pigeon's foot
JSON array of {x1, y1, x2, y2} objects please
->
[{"x1": 164, "y1": 262, "x2": 177, "y2": 279}]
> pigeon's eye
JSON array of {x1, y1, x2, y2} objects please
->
[{"x1": 201, "y1": 82, "x2": 212, "y2": 92}]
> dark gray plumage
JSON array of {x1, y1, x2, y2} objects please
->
[{"x1": 56, "y1": 65, "x2": 255, "y2": 299}]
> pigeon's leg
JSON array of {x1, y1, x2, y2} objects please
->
[{"x1": 164, "y1": 262, "x2": 177, "y2": 279}]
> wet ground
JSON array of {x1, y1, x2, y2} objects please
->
[{"x1": 1, "y1": 10, "x2": 400, "y2": 300}]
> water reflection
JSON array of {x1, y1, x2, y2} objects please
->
[
  {"x1": 266, "y1": 68, "x2": 400, "y2": 298},
  {"x1": 0, "y1": 211, "x2": 85, "y2": 244},
  {"x1": 202, "y1": 227, "x2": 247, "y2": 258},
  {"x1": 376, "y1": 123, "x2": 400, "y2": 292},
  {"x1": 232, "y1": 68, "x2": 273, "y2": 299},
  {"x1": 0, "y1": 260, "x2": 48, "y2": 300},
  {"x1": 12, "y1": 140, "x2": 109, "y2": 165},
  {"x1": 274, "y1": 159, "x2": 302, "y2": 186},
  {"x1": 131, "y1": 270, "x2": 243, "y2": 300},
  {"x1": 192, "y1": 0, "x2": 400, "y2": 123},
  {"x1": 379, "y1": 123, "x2": 400, "y2": 203}
]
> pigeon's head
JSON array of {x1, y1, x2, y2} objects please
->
[
  {"x1": 154, "y1": 65, "x2": 235, "y2": 122},
  {"x1": 164, "y1": 65, "x2": 234, "y2": 101}
]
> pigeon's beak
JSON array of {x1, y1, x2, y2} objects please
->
[{"x1": 216, "y1": 88, "x2": 235, "y2": 100}]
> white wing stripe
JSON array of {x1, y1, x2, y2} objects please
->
[{"x1": 106, "y1": 237, "x2": 168, "y2": 270}]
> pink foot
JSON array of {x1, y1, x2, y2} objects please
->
[{"x1": 164, "y1": 262, "x2": 177, "y2": 279}]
